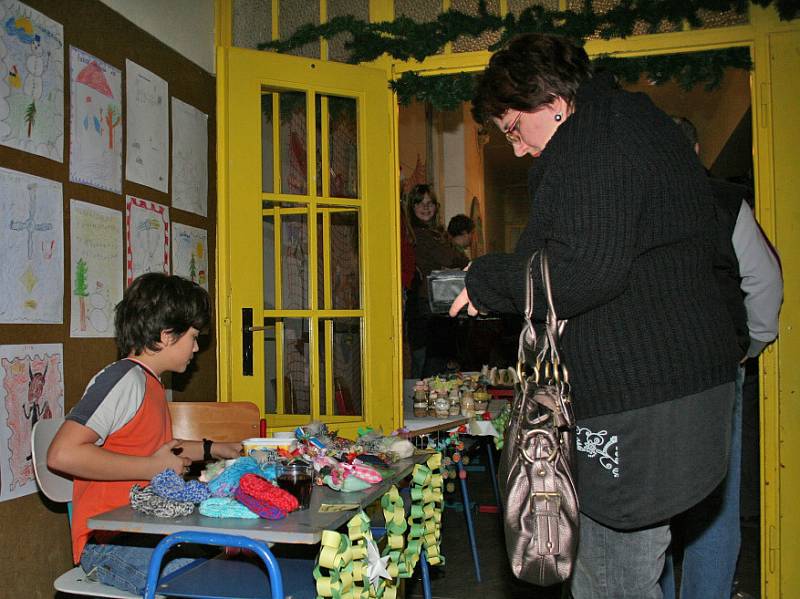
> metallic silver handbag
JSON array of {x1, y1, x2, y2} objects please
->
[{"x1": 499, "y1": 250, "x2": 579, "y2": 586}]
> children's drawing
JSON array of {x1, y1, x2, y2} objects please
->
[
  {"x1": 126, "y1": 195, "x2": 170, "y2": 285},
  {"x1": 172, "y1": 222, "x2": 208, "y2": 290},
  {"x1": 125, "y1": 60, "x2": 168, "y2": 192},
  {"x1": 0, "y1": 343, "x2": 64, "y2": 502},
  {"x1": 70, "y1": 200, "x2": 123, "y2": 337},
  {"x1": 69, "y1": 47, "x2": 122, "y2": 193},
  {"x1": 171, "y1": 97, "x2": 208, "y2": 216},
  {"x1": 0, "y1": 0, "x2": 64, "y2": 161},
  {"x1": 0, "y1": 167, "x2": 63, "y2": 323}
]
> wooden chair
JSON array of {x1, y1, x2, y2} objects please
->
[{"x1": 168, "y1": 401, "x2": 260, "y2": 442}]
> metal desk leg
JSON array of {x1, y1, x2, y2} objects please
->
[
  {"x1": 485, "y1": 439, "x2": 502, "y2": 509},
  {"x1": 420, "y1": 549, "x2": 433, "y2": 599},
  {"x1": 456, "y1": 459, "x2": 482, "y2": 582}
]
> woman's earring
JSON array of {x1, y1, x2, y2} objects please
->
[{"x1": 554, "y1": 113, "x2": 563, "y2": 122}]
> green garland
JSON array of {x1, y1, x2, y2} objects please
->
[
  {"x1": 391, "y1": 47, "x2": 752, "y2": 111},
  {"x1": 258, "y1": 0, "x2": 783, "y2": 110}
]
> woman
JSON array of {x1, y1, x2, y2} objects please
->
[
  {"x1": 405, "y1": 184, "x2": 468, "y2": 378},
  {"x1": 450, "y1": 34, "x2": 740, "y2": 598}
]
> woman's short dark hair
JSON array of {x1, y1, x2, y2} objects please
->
[
  {"x1": 114, "y1": 273, "x2": 210, "y2": 356},
  {"x1": 406, "y1": 183, "x2": 440, "y2": 228},
  {"x1": 472, "y1": 33, "x2": 591, "y2": 126}
]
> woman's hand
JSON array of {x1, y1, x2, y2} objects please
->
[
  {"x1": 213, "y1": 442, "x2": 243, "y2": 459},
  {"x1": 449, "y1": 287, "x2": 478, "y2": 317}
]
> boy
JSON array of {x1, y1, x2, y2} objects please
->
[{"x1": 48, "y1": 273, "x2": 241, "y2": 594}]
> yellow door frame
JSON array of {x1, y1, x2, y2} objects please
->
[{"x1": 216, "y1": 2, "x2": 799, "y2": 595}]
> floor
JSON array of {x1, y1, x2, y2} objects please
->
[{"x1": 404, "y1": 441, "x2": 760, "y2": 599}]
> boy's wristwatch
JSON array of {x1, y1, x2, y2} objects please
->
[{"x1": 202, "y1": 438, "x2": 214, "y2": 462}]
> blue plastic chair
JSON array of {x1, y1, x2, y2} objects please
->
[{"x1": 144, "y1": 530, "x2": 316, "y2": 599}]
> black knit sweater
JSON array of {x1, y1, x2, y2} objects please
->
[{"x1": 465, "y1": 73, "x2": 740, "y2": 419}]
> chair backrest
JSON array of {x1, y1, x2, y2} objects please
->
[
  {"x1": 168, "y1": 401, "x2": 260, "y2": 443},
  {"x1": 32, "y1": 417, "x2": 73, "y2": 503}
]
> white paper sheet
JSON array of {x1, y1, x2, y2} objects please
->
[
  {"x1": 172, "y1": 222, "x2": 208, "y2": 290},
  {"x1": 125, "y1": 195, "x2": 170, "y2": 285},
  {"x1": 70, "y1": 200, "x2": 123, "y2": 337},
  {"x1": 69, "y1": 47, "x2": 122, "y2": 193},
  {"x1": 0, "y1": 167, "x2": 63, "y2": 323},
  {"x1": 171, "y1": 97, "x2": 208, "y2": 216},
  {"x1": 0, "y1": 343, "x2": 64, "y2": 502},
  {"x1": 125, "y1": 60, "x2": 168, "y2": 192},
  {"x1": 0, "y1": 0, "x2": 64, "y2": 161}
]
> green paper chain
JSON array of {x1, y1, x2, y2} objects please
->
[
  {"x1": 406, "y1": 452, "x2": 445, "y2": 569},
  {"x1": 314, "y1": 529, "x2": 356, "y2": 599}
]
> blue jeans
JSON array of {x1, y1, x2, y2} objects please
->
[
  {"x1": 660, "y1": 365, "x2": 744, "y2": 599},
  {"x1": 81, "y1": 536, "x2": 199, "y2": 595},
  {"x1": 571, "y1": 513, "x2": 671, "y2": 599}
]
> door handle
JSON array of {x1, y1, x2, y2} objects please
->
[
  {"x1": 247, "y1": 325, "x2": 269, "y2": 332},
  {"x1": 242, "y1": 308, "x2": 253, "y2": 376}
]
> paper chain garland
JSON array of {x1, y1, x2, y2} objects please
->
[{"x1": 313, "y1": 453, "x2": 447, "y2": 599}]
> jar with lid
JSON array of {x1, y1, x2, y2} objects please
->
[
  {"x1": 434, "y1": 394, "x2": 450, "y2": 418},
  {"x1": 461, "y1": 390, "x2": 475, "y2": 418},
  {"x1": 448, "y1": 389, "x2": 461, "y2": 416}
]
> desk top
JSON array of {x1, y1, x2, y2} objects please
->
[{"x1": 89, "y1": 453, "x2": 431, "y2": 545}]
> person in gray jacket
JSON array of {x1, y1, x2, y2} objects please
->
[{"x1": 661, "y1": 116, "x2": 783, "y2": 599}]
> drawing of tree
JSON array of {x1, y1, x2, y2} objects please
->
[
  {"x1": 25, "y1": 101, "x2": 36, "y2": 137},
  {"x1": 189, "y1": 254, "x2": 197, "y2": 282},
  {"x1": 104, "y1": 105, "x2": 121, "y2": 149},
  {"x1": 75, "y1": 258, "x2": 89, "y2": 331}
]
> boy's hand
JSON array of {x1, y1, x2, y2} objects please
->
[
  {"x1": 213, "y1": 442, "x2": 243, "y2": 459},
  {"x1": 153, "y1": 439, "x2": 192, "y2": 475}
]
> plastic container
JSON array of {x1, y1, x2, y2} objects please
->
[{"x1": 242, "y1": 437, "x2": 297, "y2": 455}]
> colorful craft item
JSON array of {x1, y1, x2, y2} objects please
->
[
  {"x1": 150, "y1": 469, "x2": 211, "y2": 503},
  {"x1": 207, "y1": 457, "x2": 269, "y2": 497},
  {"x1": 234, "y1": 487, "x2": 286, "y2": 520},
  {"x1": 313, "y1": 529, "x2": 355, "y2": 598},
  {"x1": 199, "y1": 497, "x2": 259, "y2": 519},
  {"x1": 130, "y1": 484, "x2": 194, "y2": 518},
  {"x1": 199, "y1": 459, "x2": 229, "y2": 483},
  {"x1": 238, "y1": 473, "x2": 299, "y2": 513}
]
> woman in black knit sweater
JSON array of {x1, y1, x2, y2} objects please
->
[{"x1": 450, "y1": 34, "x2": 740, "y2": 598}]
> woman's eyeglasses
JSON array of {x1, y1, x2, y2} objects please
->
[{"x1": 504, "y1": 111, "x2": 525, "y2": 145}]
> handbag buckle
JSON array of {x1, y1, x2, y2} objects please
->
[{"x1": 532, "y1": 491, "x2": 562, "y2": 555}]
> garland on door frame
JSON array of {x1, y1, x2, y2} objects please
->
[
  {"x1": 391, "y1": 47, "x2": 752, "y2": 111},
  {"x1": 256, "y1": 0, "x2": 780, "y2": 110}
]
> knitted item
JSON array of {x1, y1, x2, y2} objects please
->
[
  {"x1": 199, "y1": 497, "x2": 259, "y2": 519},
  {"x1": 150, "y1": 469, "x2": 211, "y2": 503},
  {"x1": 238, "y1": 474, "x2": 299, "y2": 514},
  {"x1": 130, "y1": 484, "x2": 195, "y2": 518},
  {"x1": 233, "y1": 486, "x2": 285, "y2": 520},
  {"x1": 207, "y1": 457, "x2": 263, "y2": 497}
]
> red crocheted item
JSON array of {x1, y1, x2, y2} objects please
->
[
  {"x1": 238, "y1": 474, "x2": 299, "y2": 513},
  {"x1": 234, "y1": 486, "x2": 285, "y2": 519}
]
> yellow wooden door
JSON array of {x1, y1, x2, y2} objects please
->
[{"x1": 217, "y1": 47, "x2": 400, "y2": 436}]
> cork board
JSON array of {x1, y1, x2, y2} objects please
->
[{"x1": 0, "y1": 0, "x2": 217, "y2": 593}]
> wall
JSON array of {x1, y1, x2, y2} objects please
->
[
  {"x1": 0, "y1": 2, "x2": 217, "y2": 597},
  {"x1": 99, "y1": 0, "x2": 216, "y2": 74}
]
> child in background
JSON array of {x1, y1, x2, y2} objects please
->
[{"x1": 48, "y1": 273, "x2": 242, "y2": 595}]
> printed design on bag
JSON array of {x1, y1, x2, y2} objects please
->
[{"x1": 576, "y1": 426, "x2": 619, "y2": 478}]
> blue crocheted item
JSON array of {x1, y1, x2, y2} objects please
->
[
  {"x1": 199, "y1": 497, "x2": 259, "y2": 519},
  {"x1": 150, "y1": 469, "x2": 211, "y2": 503},
  {"x1": 207, "y1": 457, "x2": 264, "y2": 497}
]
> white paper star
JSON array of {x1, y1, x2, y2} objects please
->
[{"x1": 365, "y1": 537, "x2": 392, "y2": 590}]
